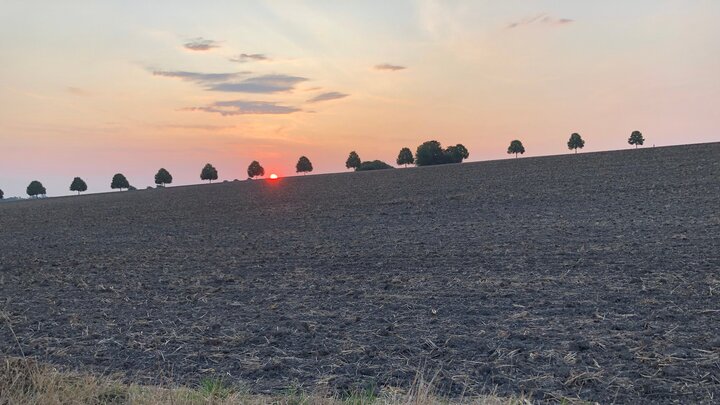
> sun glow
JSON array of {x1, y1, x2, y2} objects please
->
[{"x1": 269, "y1": 173, "x2": 279, "y2": 180}]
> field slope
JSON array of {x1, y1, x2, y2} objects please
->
[{"x1": 1, "y1": 143, "x2": 719, "y2": 403}]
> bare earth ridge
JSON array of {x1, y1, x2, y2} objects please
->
[{"x1": 1, "y1": 143, "x2": 719, "y2": 403}]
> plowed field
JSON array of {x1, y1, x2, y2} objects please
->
[{"x1": 1, "y1": 143, "x2": 719, "y2": 403}]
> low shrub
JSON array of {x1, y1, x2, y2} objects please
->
[{"x1": 355, "y1": 160, "x2": 394, "y2": 171}]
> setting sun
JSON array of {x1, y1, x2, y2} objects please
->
[{"x1": 0, "y1": 2, "x2": 718, "y2": 403}]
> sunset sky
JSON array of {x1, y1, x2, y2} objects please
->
[{"x1": 1, "y1": 1, "x2": 719, "y2": 196}]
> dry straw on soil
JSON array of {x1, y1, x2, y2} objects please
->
[
  {"x1": 0, "y1": 357, "x2": 535, "y2": 405},
  {"x1": 5, "y1": 144, "x2": 717, "y2": 403}
]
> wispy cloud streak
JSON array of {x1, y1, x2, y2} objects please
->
[
  {"x1": 230, "y1": 53, "x2": 270, "y2": 63},
  {"x1": 507, "y1": 14, "x2": 574, "y2": 29},
  {"x1": 207, "y1": 74, "x2": 308, "y2": 93},
  {"x1": 183, "y1": 37, "x2": 220, "y2": 51},
  {"x1": 374, "y1": 63, "x2": 406, "y2": 71},
  {"x1": 153, "y1": 70, "x2": 248, "y2": 84},
  {"x1": 184, "y1": 100, "x2": 301, "y2": 115},
  {"x1": 153, "y1": 71, "x2": 306, "y2": 94},
  {"x1": 307, "y1": 92, "x2": 349, "y2": 103}
]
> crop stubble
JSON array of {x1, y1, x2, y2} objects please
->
[{"x1": 1, "y1": 143, "x2": 719, "y2": 403}]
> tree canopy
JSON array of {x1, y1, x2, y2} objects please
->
[
  {"x1": 445, "y1": 144, "x2": 469, "y2": 163},
  {"x1": 415, "y1": 141, "x2": 445, "y2": 166},
  {"x1": 111, "y1": 173, "x2": 130, "y2": 190},
  {"x1": 415, "y1": 140, "x2": 470, "y2": 166},
  {"x1": 155, "y1": 168, "x2": 173, "y2": 186},
  {"x1": 296, "y1": 156, "x2": 313, "y2": 174},
  {"x1": 355, "y1": 160, "x2": 394, "y2": 171},
  {"x1": 628, "y1": 131, "x2": 644, "y2": 148},
  {"x1": 200, "y1": 163, "x2": 218, "y2": 183},
  {"x1": 568, "y1": 133, "x2": 585, "y2": 153},
  {"x1": 346, "y1": 151, "x2": 361, "y2": 170},
  {"x1": 247, "y1": 161, "x2": 265, "y2": 178},
  {"x1": 396, "y1": 147, "x2": 414, "y2": 167},
  {"x1": 70, "y1": 177, "x2": 88, "y2": 194},
  {"x1": 27, "y1": 181, "x2": 46, "y2": 197},
  {"x1": 507, "y1": 140, "x2": 525, "y2": 157},
  {"x1": 0, "y1": 189, "x2": 4, "y2": 199}
]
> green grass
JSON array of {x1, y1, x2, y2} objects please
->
[
  {"x1": 197, "y1": 376, "x2": 235, "y2": 399},
  {"x1": 0, "y1": 357, "x2": 533, "y2": 405}
]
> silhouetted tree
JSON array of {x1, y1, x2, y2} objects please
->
[
  {"x1": 507, "y1": 140, "x2": 525, "y2": 158},
  {"x1": 247, "y1": 161, "x2": 265, "y2": 178},
  {"x1": 445, "y1": 144, "x2": 469, "y2": 163},
  {"x1": 296, "y1": 156, "x2": 313, "y2": 174},
  {"x1": 415, "y1": 141, "x2": 446, "y2": 166},
  {"x1": 111, "y1": 173, "x2": 130, "y2": 190},
  {"x1": 200, "y1": 163, "x2": 218, "y2": 183},
  {"x1": 567, "y1": 133, "x2": 585, "y2": 153},
  {"x1": 346, "y1": 151, "x2": 361, "y2": 170},
  {"x1": 70, "y1": 177, "x2": 88, "y2": 194},
  {"x1": 154, "y1": 168, "x2": 173, "y2": 186},
  {"x1": 396, "y1": 147, "x2": 414, "y2": 167},
  {"x1": 27, "y1": 181, "x2": 46, "y2": 198},
  {"x1": 355, "y1": 160, "x2": 394, "y2": 171},
  {"x1": 415, "y1": 141, "x2": 469, "y2": 165},
  {"x1": 628, "y1": 131, "x2": 644, "y2": 148},
  {"x1": 0, "y1": 189, "x2": 4, "y2": 199}
]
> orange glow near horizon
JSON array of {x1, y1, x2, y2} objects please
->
[{"x1": 269, "y1": 173, "x2": 279, "y2": 180}]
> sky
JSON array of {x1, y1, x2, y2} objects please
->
[{"x1": 1, "y1": 0, "x2": 719, "y2": 197}]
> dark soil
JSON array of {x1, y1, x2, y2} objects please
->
[{"x1": 1, "y1": 143, "x2": 719, "y2": 403}]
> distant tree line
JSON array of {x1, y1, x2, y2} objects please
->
[
  {"x1": 345, "y1": 140, "x2": 470, "y2": 172},
  {"x1": 247, "y1": 161, "x2": 265, "y2": 178},
  {"x1": 341, "y1": 130, "x2": 646, "y2": 173},
  {"x1": 70, "y1": 177, "x2": 87, "y2": 194},
  {"x1": 155, "y1": 168, "x2": 172, "y2": 187},
  {"x1": 357, "y1": 160, "x2": 394, "y2": 171},
  {"x1": 111, "y1": 174, "x2": 130, "y2": 191},
  {"x1": 568, "y1": 133, "x2": 584, "y2": 153},
  {"x1": 345, "y1": 151, "x2": 361, "y2": 170},
  {"x1": 27, "y1": 181, "x2": 46, "y2": 198},
  {"x1": 628, "y1": 131, "x2": 644, "y2": 148},
  {"x1": 296, "y1": 156, "x2": 313, "y2": 174},
  {"x1": 5, "y1": 131, "x2": 647, "y2": 199},
  {"x1": 415, "y1": 141, "x2": 469, "y2": 165},
  {"x1": 201, "y1": 163, "x2": 218, "y2": 183},
  {"x1": 507, "y1": 140, "x2": 525, "y2": 157},
  {"x1": 396, "y1": 148, "x2": 414, "y2": 167},
  {"x1": 345, "y1": 151, "x2": 394, "y2": 172}
]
